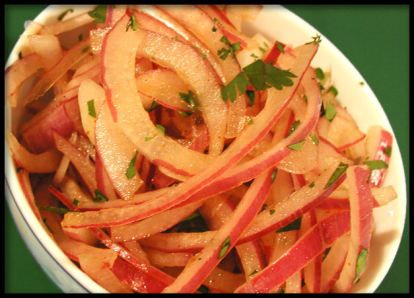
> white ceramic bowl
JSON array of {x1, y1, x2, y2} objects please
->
[{"x1": 5, "y1": 5, "x2": 406, "y2": 293}]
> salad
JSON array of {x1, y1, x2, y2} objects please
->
[{"x1": 6, "y1": 5, "x2": 398, "y2": 293}]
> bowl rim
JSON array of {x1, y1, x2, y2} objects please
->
[{"x1": 4, "y1": 4, "x2": 407, "y2": 293}]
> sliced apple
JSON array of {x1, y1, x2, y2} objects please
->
[
  {"x1": 145, "y1": 249, "x2": 193, "y2": 267},
  {"x1": 28, "y1": 34, "x2": 63, "y2": 70}
]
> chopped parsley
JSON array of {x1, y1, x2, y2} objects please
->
[
  {"x1": 81, "y1": 46, "x2": 90, "y2": 54},
  {"x1": 211, "y1": 17, "x2": 218, "y2": 32},
  {"x1": 179, "y1": 91, "x2": 197, "y2": 110},
  {"x1": 72, "y1": 199, "x2": 80, "y2": 206},
  {"x1": 41, "y1": 206, "x2": 69, "y2": 215},
  {"x1": 178, "y1": 110, "x2": 193, "y2": 117},
  {"x1": 221, "y1": 59, "x2": 296, "y2": 102},
  {"x1": 324, "y1": 103, "x2": 337, "y2": 122},
  {"x1": 383, "y1": 146, "x2": 392, "y2": 157},
  {"x1": 309, "y1": 133, "x2": 319, "y2": 145},
  {"x1": 354, "y1": 249, "x2": 368, "y2": 284},
  {"x1": 88, "y1": 5, "x2": 107, "y2": 24},
  {"x1": 277, "y1": 217, "x2": 302, "y2": 232},
  {"x1": 144, "y1": 136, "x2": 155, "y2": 142},
  {"x1": 218, "y1": 236, "x2": 231, "y2": 259},
  {"x1": 269, "y1": 209, "x2": 276, "y2": 215},
  {"x1": 156, "y1": 124, "x2": 165, "y2": 135},
  {"x1": 315, "y1": 67, "x2": 325, "y2": 80},
  {"x1": 288, "y1": 120, "x2": 301, "y2": 136},
  {"x1": 246, "y1": 90, "x2": 255, "y2": 106},
  {"x1": 126, "y1": 15, "x2": 138, "y2": 32},
  {"x1": 87, "y1": 100, "x2": 96, "y2": 118},
  {"x1": 125, "y1": 151, "x2": 138, "y2": 179},
  {"x1": 148, "y1": 100, "x2": 159, "y2": 112},
  {"x1": 249, "y1": 269, "x2": 259, "y2": 277},
  {"x1": 288, "y1": 140, "x2": 305, "y2": 151},
  {"x1": 364, "y1": 160, "x2": 388, "y2": 170},
  {"x1": 309, "y1": 181, "x2": 315, "y2": 188},
  {"x1": 217, "y1": 36, "x2": 241, "y2": 60},
  {"x1": 93, "y1": 190, "x2": 108, "y2": 202},
  {"x1": 271, "y1": 169, "x2": 278, "y2": 182},
  {"x1": 57, "y1": 8, "x2": 74, "y2": 21},
  {"x1": 325, "y1": 162, "x2": 348, "y2": 189},
  {"x1": 276, "y1": 41, "x2": 285, "y2": 53},
  {"x1": 328, "y1": 85, "x2": 338, "y2": 96}
]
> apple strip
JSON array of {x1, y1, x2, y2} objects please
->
[
  {"x1": 200, "y1": 195, "x2": 265, "y2": 280},
  {"x1": 5, "y1": 53, "x2": 43, "y2": 107},
  {"x1": 91, "y1": 228, "x2": 174, "y2": 288},
  {"x1": 61, "y1": 42, "x2": 317, "y2": 229},
  {"x1": 239, "y1": 162, "x2": 347, "y2": 243},
  {"x1": 320, "y1": 234, "x2": 350, "y2": 293},
  {"x1": 53, "y1": 132, "x2": 97, "y2": 195},
  {"x1": 145, "y1": 249, "x2": 193, "y2": 267},
  {"x1": 96, "y1": 102, "x2": 144, "y2": 200},
  {"x1": 7, "y1": 132, "x2": 61, "y2": 173},
  {"x1": 28, "y1": 34, "x2": 63, "y2": 70},
  {"x1": 140, "y1": 231, "x2": 216, "y2": 253},
  {"x1": 235, "y1": 210, "x2": 350, "y2": 293},
  {"x1": 204, "y1": 268, "x2": 245, "y2": 293},
  {"x1": 41, "y1": 12, "x2": 94, "y2": 35},
  {"x1": 23, "y1": 39, "x2": 91, "y2": 106},
  {"x1": 95, "y1": 152, "x2": 117, "y2": 201},
  {"x1": 333, "y1": 166, "x2": 374, "y2": 292},
  {"x1": 159, "y1": 5, "x2": 247, "y2": 138},
  {"x1": 137, "y1": 5, "x2": 226, "y2": 83},
  {"x1": 162, "y1": 170, "x2": 273, "y2": 293},
  {"x1": 136, "y1": 69, "x2": 193, "y2": 112},
  {"x1": 365, "y1": 126, "x2": 393, "y2": 187},
  {"x1": 111, "y1": 201, "x2": 202, "y2": 242},
  {"x1": 22, "y1": 96, "x2": 80, "y2": 153},
  {"x1": 301, "y1": 211, "x2": 322, "y2": 293}
]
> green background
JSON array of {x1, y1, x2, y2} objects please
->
[{"x1": 4, "y1": 5, "x2": 409, "y2": 293}]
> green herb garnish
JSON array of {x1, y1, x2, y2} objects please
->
[
  {"x1": 277, "y1": 217, "x2": 302, "y2": 232},
  {"x1": 309, "y1": 181, "x2": 315, "y2": 188},
  {"x1": 211, "y1": 17, "x2": 218, "y2": 32},
  {"x1": 249, "y1": 269, "x2": 259, "y2": 277},
  {"x1": 354, "y1": 249, "x2": 368, "y2": 284},
  {"x1": 144, "y1": 136, "x2": 155, "y2": 142},
  {"x1": 93, "y1": 190, "x2": 108, "y2": 202},
  {"x1": 178, "y1": 110, "x2": 193, "y2": 117},
  {"x1": 218, "y1": 236, "x2": 231, "y2": 259},
  {"x1": 383, "y1": 146, "x2": 392, "y2": 157},
  {"x1": 271, "y1": 169, "x2": 278, "y2": 183},
  {"x1": 325, "y1": 162, "x2": 348, "y2": 189},
  {"x1": 41, "y1": 206, "x2": 69, "y2": 215},
  {"x1": 57, "y1": 8, "x2": 74, "y2": 21},
  {"x1": 288, "y1": 120, "x2": 301, "y2": 136},
  {"x1": 309, "y1": 133, "x2": 319, "y2": 145},
  {"x1": 246, "y1": 116, "x2": 254, "y2": 125},
  {"x1": 88, "y1": 5, "x2": 107, "y2": 24},
  {"x1": 246, "y1": 90, "x2": 255, "y2": 106},
  {"x1": 328, "y1": 86, "x2": 338, "y2": 96},
  {"x1": 126, "y1": 151, "x2": 138, "y2": 179},
  {"x1": 269, "y1": 209, "x2": 276, "y2": 215},
  {"x1": 217, "y1": 36, "x2": 241, "y2": 60},
  {"x1": 324, "y1": 103, "x2": 336, "y2": 122},
  {"x1": 148, "y1": 100, "x2": 159, "y2": 112},
  {"x1": 221, "y1": 59, "x2": 296, "y2": 102},
  {"x1": 288, "y1": 140, "x2": 305, "y2": 151},
  {"x1": 306, "y1": 34, "x2": 322, "y2": 45},
  {"x1": 126, "y1": 15, "x2": 138, "y2": 32},
  {"x1": 277, "y1": 41, "x2": 285, "y2": 53},
  {"x1": 179, "y1": 91, "x2": 197, "y2": 110},
  {"x1": 364, "y1": 160, "x2": 388, "y2": 170},
  {"x1": 81, "y1": 46, "x2": 90, "y2": 54},
  {"x1": 315, "y1": 67, "x2": 325, "y2": 80},
  {"x1": 87, "y1": 100, "x2": 96, "y2": 118},
  {"x1": 156, "y1": 124, "x2": 165, "y2": 135},
  {"x1": 73, "y1": 199, "x2": 80, "y2": 206}
]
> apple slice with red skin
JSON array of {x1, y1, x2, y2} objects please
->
[
  {"x1": 162, "y1": 169, "x2": 273, "y2": 293},
  {"x1": 235, "y1": 210, "x2": 350, "y2": 293},
  {"x1": 333, "y1": 166, "x2": 374, "y2": 292},
  {"x1": 23, "y1": 39, "x2": 91, "y2": 106},
  {"x1": 136, "y1": 69, "x2": 193, "y2": 112},
  {"x1": 7, "y1": 132, "x2": 61, "y2": 173},
  {"x1": 22, "y1": 96, "x2": 80, "y2": 153},
  {"x1": 95, "y1": 101, "x2": 144, "y2": 200},
  {"x1": 53, "y1": 132, "x2": 97, "y2": 195},
  {"x1": 61, "y1": 42, "x2": 318, "y2": 229},
  {"x1": 6, "y1": 53, "x2": 43, "y2": 107},
  {"x1": 365, "y1": 126, "x2": 393, "y2": 187},
  {"x1": 159, "y1": 5, "x2": 247, "y2": 138},
  {"x1": 200, "y1": 194, "x2": 266, "y2": 280},
  {"x1": 101, "y1": 16, "x2": 222, "y2": 173},
  {"x1": 145, "y1": 249, "x2": 193, "y2": 267},
  {"x1": 320, "y1": 234, "x2": 350, "y2": 292},
  {"x1": 95, "y1": 152, "x2": 117, "y2": 201}
]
